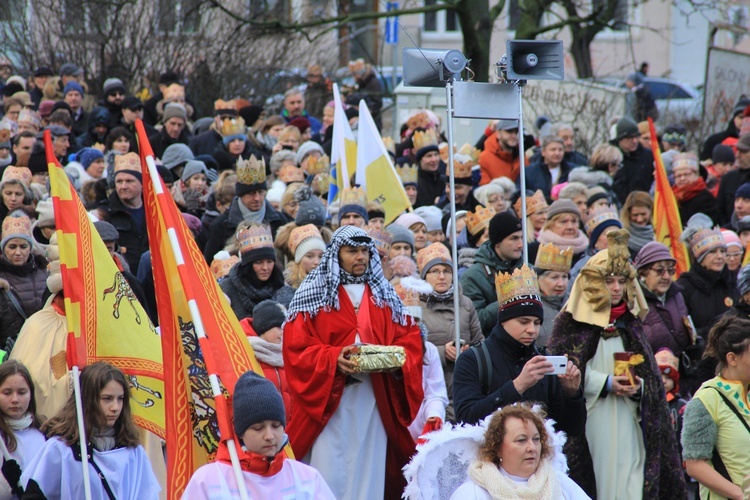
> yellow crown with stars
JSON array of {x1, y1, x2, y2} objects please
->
[
  {"x1": 534, "y1": 242, "x2": 574, "y2": 273},
  {"x1": 339, "y1": 186, "x2": 368, "y2": 208},
  {"x1": 236, "y1": 155, "x2": 266, "y2": 185},
  {"x1": 583, "y1": 204, "x2": 620, "y2": 236},
  {"x1": 396, "y1": 163, "x2": 418, "y2": 185},
  {"x1": 236, "y1": 224, "x2": 273, "y2": 254},
  {"x1": 412, "y1": 128, "x2": 439, "y2": 151},
  {"x1": 466, "y1": 206, "x2": 496, "y2": 236},
  {"x1": 219, "y1": 116, "x2": 246, "y2": 137},
  {"x1": 495, "y1": 264, "x2": 541, "y2": 307},
  {"x1": 305, "y1": 154, "x2": 330, "y2": 175}
]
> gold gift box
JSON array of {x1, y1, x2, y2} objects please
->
[{"x1": 349, "y1": 345, "x2": 406, "y2": 373}]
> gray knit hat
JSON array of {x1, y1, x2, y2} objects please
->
[
  {"x1": 546, "y1": 199, "x2": 580, "y2": 220},
  {"x1": 295, "y1": 193, "x2": 327, "y2": 228},
  {"x1": 181, "y1": 160, "x2": 209, "y2": 184},
  {"x1": 252, "y1": 300, "x2": 286, "y2": 336},
  {"x1": 161, "y1": 143, "x2": 194, "y2": 171},
  {"x1": 162, "y1": 102, "x2": 187, "y2": 124},
  {"x1": 386, "y1": 223, "x2": 414, "y2": 251},
  {"x1": 233, "y1": 371, "x2": 286, "y2": 437},
  {"x1": 296, "y1": 141, "x2": 325, "y2": 166},
  {"x1": 94, "y1": 220, "x2": 119, "y2": 242},
  {"x1": 102, "y1": 78, "x2": 125, "y2": 96}
]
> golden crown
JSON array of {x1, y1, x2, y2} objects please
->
[
  {"x1": 219, "y1": 116, "x2": 246, "y2": 137},
  {"x1": 416, "y1": 242, "x2": 451, "y2": 273},
  {"x1": 236, "y1": 224, "x2": 273, "y2": 254},
  {"x1": 163, "y1": 83, "x2": 186, "y2": 103},
  {"x1": 236, "y1": 155, "x2": 266, "y2": 185},
  {"x1": 2, "y1": 214, "x2": 31, "y2": 238},
  {"x1": 396, "y1": 164, "x2": 418, "y2": 185},
  {"x1": 1, "y1": 166, "x2": 32, "y2": 186},
  {"x1": 305, "y1": 154, "x2": 330, "y2": 176},
  {"x1": 210, "y1": 254, "x2": 240, "y2": 279},
  {"x1": 457, "y1": 143, "x2": 480, "y2": 163},
  {"x1": 412, "y1": 128, "x2": 439, "y2": 151},
  {"x1": 453, "y1": 154, "x2": 474, "y2": 178},
  {"x1": 514, "y1": 189, "x2": 548, "y2": 217},
  {"x1": 312, "y1": 173, "x2": 332, "y2": 195},
  {"x1": 466, "y1": 206, "x2": 496, "y2": 236},
  {"x1": 438, "y1": 142, "x2": 451, "y2": 162},
  {"x1": 288, "y1": 224, "x2": 323, "y2": 256},
  {"x1": 495, "y1": 264, "x2": 541, "y2": 306},
  {"x1": 113, "y1": 152, "x2": 142, "y2": 174},
  {"x1": 278, "y1": 164, "x2": 305, "y2": 183},
  {"x1": 583, "y1": 204, "x2": 620, "y2": 236},
  {"x1": 394, "y1": 283, "x2": 421, "y2": 308},
  {"x1": 534, "y1": 242, "x2": 574, "y2": 273},
  {"x1": 214, "y1": 99, "x2": 237, "y2": 112},
  {"x1": 367, "y1": 228, "x2": 393, "y2": 256},
  {"x1": 340, "y1": 186, "x2": 368, "y2": 208}
]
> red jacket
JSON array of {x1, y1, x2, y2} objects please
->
[{"x1": 479, "y1": 132, "x2": 520, "y2": 184}]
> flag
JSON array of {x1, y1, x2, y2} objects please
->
[
  {"x1": 649, "y1": 118, "x2": 691, "y2": 277},
  {"x1": 134, "y1": 121, "x2": 268, "y2": 498},
  {"x1": 328, "y1": 83, "x2": 357, "y2": 208},
  {"x1": 356, "y1": 99, "x2": 411, "y2": 224},
  {"x1": 44, "y1": 131, "x2": 165, "y2": 439}
]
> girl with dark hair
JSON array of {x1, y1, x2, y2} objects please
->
[
  {"x1": 0, "y1": 360, "x2": 44, "y2": 498},
  {"x1": 21, "y1": 362, "x2": 160, "y2": 499}
]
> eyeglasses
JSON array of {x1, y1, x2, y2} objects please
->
[
  {"x1": 426, "y1": 268, "x2": 453, "y2": 277},
  {"x1": 727, "y1": 252, "x2": 743, "y2": 259},
  {"x1": 650, "y1": 266, "x2": 676, "y2": 276}
]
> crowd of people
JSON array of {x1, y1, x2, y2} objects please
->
[{"x1": 0, "y1": 58, "x2": 748, "y2": 499}]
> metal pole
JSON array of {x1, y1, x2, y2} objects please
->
[
  {"x1": 445, "y1": 79, "x2": 462, "y2": 358},
  {"x1": 516, "y1": 83, "x2": 528, "y2": 265},
  {"x1": 72, "y1": 366, "x2": 93, "y2": 500},
  {"x1": 391, "y1": 42, "x2": 399, "y2": 141}
]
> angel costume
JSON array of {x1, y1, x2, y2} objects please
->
[{"x1": 0, "y1": 422, "x2": 45, "y2": 499}]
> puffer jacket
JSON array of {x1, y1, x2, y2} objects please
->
[
  {"x1": 420, "y1": 291, "x2": 483, "y2": 422},
  {"x1": 676, "y1": 264, "x2": 737, "y2": 340},
  {"x1": 639, "y1": 281, "x2": 691, "y2": 357},
  {"x1": 0, "y1": 254, "x2": 48, "y2": 319}
]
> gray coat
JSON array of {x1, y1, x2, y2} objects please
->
[{"x1": 538, "y1": 294, "x2": 564, "y2": 348}]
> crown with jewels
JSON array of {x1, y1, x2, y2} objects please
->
[
  {"x1": 466, "y1": 206, "x2": 496, "y2": 236},
  {"x1": 514, "y1": 189, "x2": 548, "y2": 217},
  {"x1": 210, "y1": 251, "x2": 240, "y2": 279},
  {"x1": 289, "y1": 224, "x2": 323, "y2": 256},
  {"x1": 339, "y1": 186, "x2": 368, "y2": 208},
  {"x1": 453, "y1": 153, "x2": 475, "y2": 178},
  {"x1": 412, "y1": 128, "x2": 439, "y2": 151},
  {"x1": 278, "y1": 164, "x2": 305, "y2": 183},
  {"x1": 236, "y1": 155, "x2": 266, "y2": 186},
  {"x1": 396, "y1": 163, "x2": 418, "y2": 185},
  {"x1": 367, "y1": 228, "x2": 393, "y2": 256},
  {"x1": 113, "y1": 152, "x2": 142, "y2": 175},
  {"x1": 583, "y1": 204, "x2": 620, "y2": 236},
  {"x1": 495, "y1": 264, "x2": 541, "y2": 307},
  {"x1": 534, "y1": 242, "x2": 574, "y2": 273},
  {"x1": 236, "y1": 224, "x2": 273, "y2": 254},
  {"x1": 219, "y1": 116, "x2": 246, "y2": 137},
  {"x1": 305, "y1": 154, "x2": 330, "y2": 175},
  {"x1": 416, "y1": 242, "x2": 451, "y2": 274}
]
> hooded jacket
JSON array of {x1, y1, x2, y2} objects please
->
[
  {"x1": 0, "y1": 254, "x2": 48, "y2": 320},
  {"x1": 676, "y1": 263, "x2": 737, "y2": 339},
  {"x1": 415, "y1": 168, "x2": 445, "y2": 209},
  {"x1": 75, "y1": 107, "x2": 111, "y2": 150}
]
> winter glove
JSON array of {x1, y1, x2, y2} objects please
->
[
  {"x1": 183, "y1": 188, "x2": 202, "y2": 213},
  {"x1": 2, "y1": 458, "x2": 23, "y2": 496}
]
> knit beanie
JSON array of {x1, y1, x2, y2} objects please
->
[
  {"x1": 238, "y1": 105, "x2": 263, "y2": 127},
  {"x1": 386, "y1": 223, "x2": 414, "y2": 251},
  {"x1": 290, "y1": 224, "x2": 326, "y2": 263},
  {"x1": 162, "y1": 102, "x2": 187, "y2": 124},
  {"x1": 634, "y1": 242, "x2": 674, "y2": 270},
  {"x1": 735, "y1": 183, "x2": 750, "y2": 200},
  {"x1": 296, "y1": 141, "x2": 325, "y2": 165},
  {"x1": 415, "y1": 144, "x2": 439, "y2": 163},
  {"x1": 181, "y1": 160, "x2": 209, "y2": 184},
  {"x1": 161, "y1": 143, "x2": 194, "y2": 171},
  {"x1": 712, "y1": 144, "x2": 735, "y2": 165},
  {"x1": 102, "y1": 78, "x2": 125, "y2": 96},
  {"x1": 394, "y1": 212, "x2": 427, "y2": 232},
  {"x1": 252, "y1": 300, "x2": 287, "y2": 337},
  {"x1": 615, "y1": 117, "x2": 639, "y2": 141},
  {"x1": 295, "y1": 194, "x2": 326, "y2": 228},
  {"x1": 63, "y1": 81, "x2": 84, "y2": 97},
  {"x1": 546, "y1": 199, "x2": 580, "y2": 220},
  {"x1": 233, "y1": 372, "x2": 286, "y2": 437},
  {"x1": 721, "y1": 230, "x2": 742, "y2": 252},
  {"x1": 488, "y1": 211, "x2": 522, "y2": 247},
  {"x1": 414, "y1": 206, "x2": 443, "y2": 232},
  {"x1": 76, "y1": 147, "x2": 104, "y2": 170},
  {"x1": 739, "y1": 265, "x2": 750, "y2": 296}
]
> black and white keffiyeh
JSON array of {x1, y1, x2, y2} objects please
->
[{"x1": 286, "y1": 225, "x2": 408, "y2": 325}]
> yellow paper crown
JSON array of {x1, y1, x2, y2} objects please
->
[
  {"x1": 367, "y1": 228, "x2": 393, "y2": 256},
  {"x1": 214, "y1": 99, "x2": 237, "y2": 112},
  {"x1": 466, "y1": 206, "x2": 496, "y2": 236},
  {"x1": 416, "y1": 242, "x2": 451, "y2": 274},
  {"x1": 406, "y1": 111, "x2": 431, "y2": 131},
  {"x1": 495, "y1": 264, "x2": 540, "y2": 306},
  {"x1": 278, "y1": 164, "x2": 305, "y2": 183},
  {"x1": 305, "y1": 154, "x2": 330, "y2": 175},
  {"x1": 340, "y1": 186, "x2": 368, "y2": 208},
  {"x1": 457, "y1": 143, "x2": 480, "y2": 163},
  {"x1": 514, "y1": 189, "x2": 548, "y2": 217},
  {"x1": 534, "y1": 242, "x2": 574, "y2": 273},
  {"x1": 396, "y1": 163, "x2": 418, "y2": 185},
  {"x1": 2, "y1": 214, "x2": 31, "y2": 239},
  {"x1": 583, "y1": 204, "x2": 620, "y2": 236},
  {"x1": 220, "y1": 116, "x2": 246, "y2": 137},
  {"x1": 236, "y1": 155, "x2": 266, "y2": 185},
  {"x1": 453, "y1": 153, "x2": 475, "y2": 178},
  {"x1": 382, "y1": 136, "x2": 395, "y2": 155},
  {"x1": 1, "y1": 166, "x2": 32, "y2": 187},
  {"x1": 289, "y1": 224, "x2": 323, "y2": 256},
  {"x1": 312, "y1": 173, "x2": 331, "y2": 195},
  {"x1": 236, "y1": 224, "x2": 273, "y2": 253},
  {"x1": 412, "y1": 128, "x2": 438, "y2": 151},
  {"x1": 113, "y1": 152, "x2": 142, "y2": 175},
  {"x1": 210, "y1": 253, "x2": 240, "y2": 279}
]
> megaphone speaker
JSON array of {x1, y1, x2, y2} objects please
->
[{"x1": 506, "y1": 40, "x2": 564, "y2": 81}]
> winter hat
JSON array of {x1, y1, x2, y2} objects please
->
[
  {"x1": 712, "y1": 145, "x2": 735, "y2": 165},
  {"x1": 417, "y1": 242, "x2": 451, "y2": 278},
  {"x1": 489, "y1": 211, "x2": 522, "y2": 247},
  {"x1": 238, "y1": 105, "x2": 263, "y2": 127},
  {"x1": 236, "y1": 224, "x2": 276, "y2": 263},
  {"x1": 161, "y1": 143, "x2": 194, "y2": 171},
  {"x1": 266, "y1": 181, "x2": 285, "y2": 205},
  {"x1": 394, "y1": 212, "x2": 427, "y2": 231},
  {"x1": 496, "y1": 264, "x2": 544, "y2": 324},
  {"x1": 295, "y1": 191, "x2": 327, "y2": 228},
  {"x1": 35, "y1": 199, "x2": 55, "y2": 229},
  {"x1": 367, "y1": 202, "x2": 386, "y2": 221},
  {"x1": 737, "y1": 215, "x2": 750, "y2": 235},
  {"x1": 76, "y1": 147, "x2": 104, "y2": 171},
  {"x1": 93, "y1": 221, "x2": 119, "y2": 243},
  {"x1": 389, "y1": 255, "x2": 418, "y2": 280},
  {"x1": 736, "y1": 183, "x2": 750, "y2": 200},
  {"x1": 289, "y1": 117, "x2": 311, "y2": 135},
  {"x1": 296, "y1": 141, "x2": 325, "y2": 166},
  {"x1": 338, "y1": 186, "x2": 368, "y2": 224},
  {"x1": 162, "y1": 102, "x2": 187, "y2": 124},
  {"x1": 63, "y1": 81, "x2": 84, "y2": 97},
  {"x1": 414, "y1": 206, "x2": 443, "y2": 233},
  {"x1": 181, "y1": 160, "x2": 209, "y2": 184},
  {"x1": 737, "y1": 134, "x2": 750, "y2": 152},
  {"x1": 233, "y1": 371, "x2": 286, "y2": 437},
  {"x1": 586, "y1": 186, "x2": 609, "y2": 208},
  {"x1": 722, "y1": 230, "x2": 742, "y2": 251},
  {"x1": 546, "y1": 199, "x2": 580, "y2": 220},
  {"x1": 1, "y1": 165, "x2": 32, "y2": 187},
  {"x1": 38, "y1": 100, "x2": 55, "y2": 119},
  {"x1": 738, "y1": 265, "x2": 750, "y2": 296},
  {"x1": 634, "y1": 242, "x2": 675, "y2": 270},
  {"x1": 615, "y1": 117, "x2": 639, "y2": 141},
  {"x1": 1, "y1": 211, "x2": 33, "y2": 250},
  {"x1": 289, "y1": 224, "x2": 326, "y2": 263},
  {"x1": 654, "y1": 348, "x2": 680, "y2": 392},
  {"x1": 113, "y1": 152, "x2": 142, "y2": 183},
  {"x1": 680, "y1": 213, "x2": 726, "y2": 263},
  {"x1": 102, "y1": 78, "x2": 126, "y2": 96},
  {"x1": 583, "y1": 204, "x2": 621, "y2": 250},
  {"x1": 252, "y1": 300, "x2": 287, "y2": 337},
  {"x1": 386, "y1": 223, "x2": 414, "y2": 251}
]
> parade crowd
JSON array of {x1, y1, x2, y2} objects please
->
[{"x1": 0, "y1": 59, "x2": 748, "y2": 499}]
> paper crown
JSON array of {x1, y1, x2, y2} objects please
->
[
  {"x1": 162, "y1": 83, "x2": 186, "y2": 103},
  {"x1": 466, "y1": 206, "x2": 496, "y2": 236},
  {"x1": 689, "y1": 227, "x2": 726, "y2": 258},
  {"x1": 438, "y1": 142, "x2": 451, "y2": 163},
  {"x1": 367, "y1": 228, "x2": 393, "y2": 256},
  {"x1": 214, "y1": 99, "x2": 237, "y2": 112},
  {"x1": 220, "y1": 116, "x2": 246, "y2": 137},
  {"x1": 17, "y1": 109, "x2": 40, "y2": 127},
  {"x1": 2, "y1": 213, "x2": 31, "y2": 238},
  {"x1": 655, "y1": 349, "x2": 679, "y2": 373},
  {"x1": 113, "y1": 152, "x2": 142, "y2": 174},
  {"x1": 672, "y1": 152, "x2": 699, "y2": 172},
  {"x1": 340, "y1": 186, "x2": 368, "y2": 208},
  {"x1": 583, "y1": 204, "x2": 620, "y2": 236},
  {"x1": 416, "y1": 242, "x2": 451, "y2": 273},
  {"x1": 237, "y1": 224, "x2": 273, "y2": 254},
  {"x1": 495, "y1": 264, "x2": 541, "y2": 307},
  {"x1": 278, "y1": 164, "x2": 305, "y2": 183},
  {"x1": 289, "y1": 224, "x2": 323, "y2": 256},
  {"x1": 394, "y1": 276, "x2": 433, "y2": 318},
  {"x1": 396, "y1": 163, "x2": 418, "y2": 185},
  {"x1": 382, "y1": 136, "x2": 395, "y2": 155},
  {"x1": 312, "y1": 172, "x2": 331, "y2": 195},
  {"x1": 412, "y1": 128, "x2": 439, "y2": 151},
  {"x1": 305, "y1": 154, "x2": 330, "y2": 175},
  {"x1": 210, "y1": 251, "x2": 240, "y2": 279},
  {"x1": 453, "y1": 154, "x2": 474, "y2": 178},
  {"x1": 514, "y1": 189, "x2": 548, "y2": 217},
  {"x1": 1, "y1": 166, "x2": 32, "y2": 187},
  {"x1": 457, "y1": 143, "x2": 480, "y2": 163},
  {"x1": 406, "y1": 111, "x2": 431, "y2": 131},
  {"x1": 236, "y1": 155, "x2": 266, "y2": 185},
  {"x1": 534, "y1": 242, "x2": 574, "y2": 273}
]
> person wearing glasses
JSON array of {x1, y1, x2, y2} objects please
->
[
  {"x1": 100, "y1": 77, "x2": 126, "y2": 128},
  {"x1": 672, "y1": 152, "x2": 719, "y2": 224}
]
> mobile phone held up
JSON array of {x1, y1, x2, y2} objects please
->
[{"x1": 544, "y1": 355, "x2": 568, "y2": 375}]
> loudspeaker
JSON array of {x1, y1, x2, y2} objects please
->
[
  {"x1": 402, "y1": 48, "x2": 468, "y2": 87},
  {"x1": 506, "y1": 40, "x2": 564, "y2": 81}
]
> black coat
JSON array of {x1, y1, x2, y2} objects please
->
[
  {"x1": 148, "y1": 128, "x2": 193, "y2": 160},
  {"x1": 678, "y1": 188, "x2": 718, "y2": 225},
  {"x1": 104, "y1": 193, "x2": 149, "y2": 276},
  {"x1": 452, "y1": 323, "x2": 586, "y2": 437},
  {"x1": 716, "y1": 167, "x2": 750, "y2": 226},
  {"x1": 415, "y1": 168, "x2": 445, "y2": 209},
  {"x1": 518, "y1": 159, "x2": 573, "y2": 199},
  {"x1": 190, "y1": 128, "x2": 223, "y2": 157},
  {"x1": 612, "y1": 143, "x2": 654, "y2": 203},
  {"x1": 700, "y1": 118, "x2": 739, "y2": 161},
  {"x1": 676, "y1": 263, "x2": 737, "y2": 339}
]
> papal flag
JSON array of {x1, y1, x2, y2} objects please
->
[
  {"x1": 44, "y1": 131, "x2": 166, "y2": 438},
  {"x1": 328, "y1": 83, "x2": 357, "y2": 207},
  {"x1": 649, "y1": 118, "x2": 690, "y2": 277},
  {"x1": 355, "y1": 99, "x2": 412, "y2": 224},
  {"x1": 135, "y1": 120, "x2": 268, "y2": 498}
]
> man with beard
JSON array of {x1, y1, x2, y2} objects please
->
[{"x1": 479, "y1": 119, "x2": 520, "y2": 184}]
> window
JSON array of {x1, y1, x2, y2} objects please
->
[
  {"x1": 423, "y1": 0, "x2": 459, "y2": 36},
  {"x1": 592, "y1": 0, "x2": 628, "y2": 31},
  {"x1": 157, "y1": 0, "x2": 202, "y2": 34}
]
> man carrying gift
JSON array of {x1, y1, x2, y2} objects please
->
[{"x1": 283, "y1": 225, "x2": 424, "y2": 500}]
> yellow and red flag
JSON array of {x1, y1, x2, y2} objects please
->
[
  {"x1": 44, "y1": 131, "x2": 165, "y2": 438},
  {"x1": 649, "y1": 118, "x2": 691, "y2": 277},
  {"x1": 134, "y1": 120, "x2": 266, "y2": 498}
]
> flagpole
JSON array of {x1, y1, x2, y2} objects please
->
[
  {"x1": 445, "y1": 78, "x2": 462, "y2": 358},
  {"x1": 72, "y1": 365, "x2": 93, "y2": 500},
  {"x1": 516, "y1": 84, "x2": 529, "y2": 265}
]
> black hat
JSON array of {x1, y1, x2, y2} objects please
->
[
  {"x1": 238, "y1": 105, "x2": 264, "y2": 128},
  {"x1": 233, "y1": 371, "x2": 286, "y2": 437},
  {"x1": 252, "y1": 300, "x2": 286, "y2": 336},
  {"x1": 712, "y1": 144, "x2": 735, "y2": 165},
  {"x1": 615, "y1": 117, "x2": 639, "y2": 141},
  {"x1": 51, "y1": 101, "x2": 73, "y2": 115},
  {"x1": 122, "y1": 95, "x2": 144, "y2": 111},
  {"x1": 489, "y1": 211, "x2": 522, "y2": 247},
  {"x1": 158, "y1": 71, "x2": 180, "y2": 86},
  {"x1": 34, "y1": 67, "x2": 54, "y2": 78},
  {"x1": 1, "y1": 83, "x2": 23, "y2": 98}
]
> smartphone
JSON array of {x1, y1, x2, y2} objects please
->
[
  {"x1": 459, "y1": 339, "x2": 466, "y2": 346},
  {"x1": 544, "y1": 355, "x2": 568, "y2": 375},
  {"x1": 282, "y1": 144, "x2": 294, "y2": 150}
]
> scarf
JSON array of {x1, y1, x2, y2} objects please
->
[
  {"x1": 227, "y1": 264, "x2": 275, "y2": 313},
  {"x1": 673, "y1": 177, "x2": 707, "y2": 202},
  {"x1": 538, "y1": 228, "x2": 588, "y2": 255},
  {"x1": 257, "y1": 131, "x2": 278, "y2": 151},
  {"x1": 7, "y1": 413, "x2": 33, "y2": 431},
  {"x1": 430, "y1": 290, "x2": 454, "y2": 302},
  {"x1": 468, "y1": 458, "x2": 561, "y2": 500},
  {"x1": 627, "y1": 223, "x2": 654, "y2": 253},
  {"x1": 237, "y1": 197, "x2": 267, "y2": 224},
  {"x1": 248, "y1": 336, "x2": 283, "y2": 367},
  {"x1": 609, "y1": 300, "x2": 628, "y2": 323},
  {"x1": 286, "y1": 225, "x2": 408, "y2": 325},
  {"x1": 91, "y1": 426, "x2": 116, "y2": 452},
  {"x1": 216, "y1": 440, "x2": 286, "y2": 477}
]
